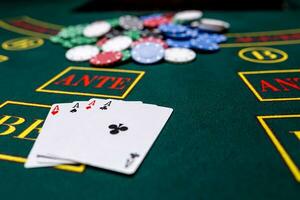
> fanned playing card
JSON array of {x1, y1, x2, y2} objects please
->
[
  {"x1": 35, "y1": 99, "x2": 173, "y2": 174},
  {"x1": 25, "y1": 101, "x2": 87, "y2": 168}
]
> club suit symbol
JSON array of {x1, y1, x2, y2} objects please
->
[{"x1": 108, "y1": 123, "x2": 128, "y2": 134}]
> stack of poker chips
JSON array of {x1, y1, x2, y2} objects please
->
[{"x1": 50, "y1": 10, "x2": 230, "y2": 66}]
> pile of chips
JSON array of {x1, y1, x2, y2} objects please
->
[{"x1": 50, "y1": 10, "x2": 230, "y2": 66}]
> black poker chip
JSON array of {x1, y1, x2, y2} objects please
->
[
  {"x1": 105, "y1": 28, "x2": 123, "y2": 39},
  {"x1": 141, "y1": 29, "x2": 163, "y2": 39}
]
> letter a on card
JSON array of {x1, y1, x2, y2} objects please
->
[{"x1": 51, "y1": 105, "x2": 60, "y2": 116}]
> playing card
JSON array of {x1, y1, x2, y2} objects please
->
[
  {"x1": 29, "y1": 99, "x2": 142, "y2": 165},
  {"x1": 36, "y1": 101, "x2": 87, "y2": 164},
  {"x1": 37, "y1": 100, "x2": 173, "y2": 174},
  {"x1": 37, "y1": 99, "x2": 142, "y2": 162},
  {"x1": 25, "y1": 101, "x2": 87, "y2": 168}
]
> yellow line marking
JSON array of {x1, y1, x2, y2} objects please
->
[
  {"x1": 0, "y1": 55, "x2": 9, "y2": 62},
  {"x1": 2, "y1": 37, "x2": 44, "y2": 51},
  {"x1": 252, "y1": 51, "x2": 264, "y2": 60},
  {"x1": 23, "y1": 16, "x2": 63, "y2": 29},
  {"x1": 0, "y1": 154, "x2": 26, "y2": 163},
  {"x1": 238, "y1": 71, "x2": 264, "y2": 101},
  {"x1": 238, "y1": 47, "x2": 288, "y2": 64},
  {"x1": 257, "y1": 115, "x2": 300, "y2": 182},
  {"x1": 0, "y1": 21, "x2": 52, "y2": 39},
  {"x1": 238, "y1": 69, "x2": 300, "y2": 102},
  {"x1": 35, "y1": 66, "x2": 145, "y2": 99},
  {"x1": 226, "y1": 28, "x2": 300, "y2": 37},
  {"x1": 239, "y1": 69, "x2": 300, "y2": 74},
  {"x1": 221, "y1": 39, "x2": 300, "y2": 48}
]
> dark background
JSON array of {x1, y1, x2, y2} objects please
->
[{"x1": 1, "y1": 0, "x2": 300, "y2": 11}]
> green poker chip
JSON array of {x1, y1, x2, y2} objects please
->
[
  {"x1": 70, "y1": 36, "x2": 97, "y2": 45},
  {"x1": 62, "y1": 40, "x2": 74, "y2": 48},
  {"x1": 106, "y1": 18, "x2": 119, "y2": 28},
  {"x1": 50, "y1": 36, "x2": 64, "y2": 43},
  {"x1": 57, "y1": 24, "x2": 87, "y2": 39},
  {"x1": 123, "y1": 30, "x2": 141, "y2": 40},
  {"x1": 121, "y1": 50, "x2": 131, "y2": 62}
]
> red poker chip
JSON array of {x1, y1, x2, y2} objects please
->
[
  {"x1": 90, "y1": 51, "x2": 122, "y2": 66},
  {"x1": 131, "y1": 37, "x2": 168, "y2": 49},
  {"x1": 96, "y1": 37, "x2": 108, "y2": 47},
  {"x1": 163, "y1": 12, "x2": 174, "y2": 20},
  {"x1": 143, "y1": 16, "x2": 171, "y2": 28}
]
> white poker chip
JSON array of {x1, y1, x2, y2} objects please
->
[
  {"x1": 65, "y1": 45, "x2": 100, "y2": 62},
  {"x1": 201, "y1": 18, "x2": 230, "y2": 29},
  {"x1": 174, "y1": 10, "x2": 203, "y2": 21},
  {"x1": 83, "y1": 21, "x2": 111, "y2": 38},
  {"x1": 102, "y1": 36, "x2": 132, "y2": 52},
  {"x1": 164, "y1": 48, "x2": 196, "y2": 63},
  {"x1": 119, "y1": 15, "x2": 143, "y2": 30}
]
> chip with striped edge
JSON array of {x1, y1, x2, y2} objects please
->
[
  {"x1": 131, "y1": 42, "x2": 164, "y2": 64},
  {"x1": 90, "y1": 51, "x2": 123, "y2": 66},
  {"x1": 164, "y1": 48, "x2": 196, "y2": 63},
  {"x1": 65, "y1": 45, "x2": 100, "y2": 62}
]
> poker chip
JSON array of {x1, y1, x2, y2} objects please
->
[
  {"x1": 123, "y1": 30, "x2": 141, "y2": 40},
  {"x1": 102, "y1": 36, "x2": 132, "y2": 52},
  {"x1": 58, "y1": 24, "x2": 87, "y2": 39},
  {"x1": 90, "y1": 51, "x2": 122, "y2": 66},
  {"x1": 50, "y1": 36, "x2": 63, "y2": 43},
  {"x1": 50, "y1": 11, "x2": 230, "y2": 66},
  {"x1": 174, "y1": 10, "x2": 203, "y2": 22},
  {"x1": 143, "y1": 16, "x2": 171, "y2": 28},
  {"x1": 106, "y1": 18, "x2": 120, "y2": 28},
  {"x1": 65, "y1": 45, "x2": 100, "y2": 62},
  {"x1": 140, "y1": 13, "x2": 162, "y2": 20},
  {"x1": 166, "y1": 38, "x2": 192, "y2": 48},
  {"x1": 131, "y1": 37, "x2": 168, "y2": 49},
  {"x1": 131, "y1": 42, "x2": 164, "y2": 64},
  {"x1": 197, "y1": 33, "x2": 227, "y2": 43},
  {"x1": 140, "y1": 29, "x2": 163, "y2": 39},
  {"x1": 119, "y1": 15, "x2": 143, "y2": 30},
  {"x1": 201, "y1": 18, "x2": 230, "y2": 30},
  {"x1": 165, "y1": 28, "x2": 198, "y2": 40},
  {"x1": 70, "y1": 36, "x2": 97, "y2": 46},
  {"x1": 121, "y1": 50, "x2": 131, "y2": 62},
  {"x1": 96, "y1": 37, "x2": 108, "y2": 47},
  {"x1": 105, "y1": 28, "x2": 123, "y2": 39},
  {"x1": 159, "y1": 24, "x2": 188, "y2": 34},
  {"x1": 62, "y1": 41, "x2": 74, "y2": 48},
  {"x1": 83, "y1": 21, "x2": 111, "y2": 38},
  {"x1": 164, "y1": 48, "x2": 196, "y2": 63},
  {"x1": 190, "y1": 38, "x2": 220, "y2": 52},
  {"x1": 197, "y1": 24, "x2": 225, "y2": 33}
]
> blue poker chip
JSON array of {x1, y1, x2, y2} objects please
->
[
  {"x1": 166, "y1": 39, "x2": 192, "y2": 48},
  {"x1": 140, "y1": 13, "x2": 162, "y2": 20},
  {"x1": 131, "y1": 42, "x2": 164, "y2": 64},
  {"x1": 159, "y1": 23, "x2": 188, "y2": 34},
  {"x1": 165, "y1": 28, "x2": 198, "y2": 40},
  {"x1": 197, "y1": 33, "x2": 227, "y2": 43},
  {"x1": 190, "y1": 38, "x2": 220, "y2": 52}
]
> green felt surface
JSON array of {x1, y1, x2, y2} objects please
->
[{"x1": 0, "y1": 2, "x2": 300, "y2": 200}]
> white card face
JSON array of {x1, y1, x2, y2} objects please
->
[
  {"x1": 36, "y1": 101, "x2": 87, "y2": 164},
  {"x1": 25, "y1": 102, "x2": 87, "y2": 168},
  {"x1": 37, "y1": 100, "x2": 173, "y2": 174},
  {"x1": 27, "y1": 99, "x2": 141, "y2": 166}
]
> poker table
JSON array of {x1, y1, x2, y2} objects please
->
[{"x1": 0, "y1": 1, "x2": 300, "y2": 199}]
